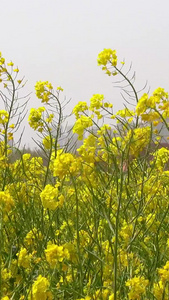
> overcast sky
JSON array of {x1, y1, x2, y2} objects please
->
[{"x1": 1, "y1": 0, "x2": 169, "y2": 147}]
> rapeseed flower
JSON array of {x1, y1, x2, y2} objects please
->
[
  {"x1": 28, "y1": 107, "x2": 45, "y2": 132},
  {"x1": 45, "y1": 242, "x2": 69, "y2": 268},
  {"x1": 0, "y1": 191, "x2": 14, "y2": 213},
  {"x1": 17, "y1": 247, "x2": 32, "y2": 269},
  {"x1": 40, "y1": 184, "x2": 61, "y2": 210},
  {"x1": 29, "y1": 275, "x2": 52, "y2": 300},
  {"x1": 126, "y1": 276, "x2": 149, "y2": 300},
  {"x1": 73, "y1": 115, "x2": 93, "y2": 140}
]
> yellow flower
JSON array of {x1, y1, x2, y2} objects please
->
[
  {"x1": 0, "y1": 110, "x2": 9, "y2": 124},
  {"x1": 153, "y1": 87, "x2": 168, "y2": 99},
  {"x1": 57, "y1": 86, "x2": 63, "y2": 91},
  {"x1": 167, "y1": 238, "x2": 169, "y2": 248},
  {"x1": 126, "y1": 276, "x2": 149, "y2": 300},
  {"x1": 17, "y1": 247, "x2": 32, "y2": 269},
  {"x1": 153, "y1": 280, "x2": 167, "y2": 299},
  {"x1": 40, "y1": 184, "x2": 60, "y2": 210},
  {"x1": 115, "y1": 108, "x2": 134, "y2": 118},
  {"x1": 45, "y1": 242, "x2": 69, "y2": 268},
  {"x1": 73, "y1": 115, "x2": 93, "y2": 140},
  {"x1": 104, "y1": 102, "x2": 113, "y2": 108},
  {"x1": 52, "y1": 150, "x2": 80, "y2": 178},
  {"x1": 7, "y1": 61, "x2": 14, "y2": 66},
  {"x1": 0, "y1": 191, "x2": 14, "y2": 213},
  {"x1": 13, "y1": 68, "x2": 19, "y2": 72},
  {"x1": 28, "y1": 107, "x2": 45, "y2": 131},
  {"x1": 73, "y1": 101, "x2": 88, "y2": 119},
  {"x1": 153, "y1": 147, "x2": 169, "y2": 171},
  {"x1": 8, "y1": 132, "x2": 13, "y2": 140},
  {"x1": 135, "y1": 93, "x2": 149, "y2": 115},
  {"x1": 112, "y1": 71, "x2": 118, "y2": 76},
  {"x1": 46, "y1": 113, "x2": 54, "y2": 123},
  {"x1": 35, "y1": 81, "x2": 53, "y2": 103},
  {"x1": 89, "y1": 94, "x2": 104, "y2": 111},
  {"x1": 24, "y1": 228, "x2": 43, "y2": 246},
  {"x1": 0, "y1": 57, "x2": 5, "y2": 65},
  {"x1": 109, "y1": 294, "x2": 114, "y2": 300},
  {"x1": 29, "y1": 275, "x2": 52, "y2": 300},
  {"x1": 158, "y1": 261, "x2": 169, "y2": 282},
  {"x1": 43, "y1": 135, "x2": 52, "y2": 149},
  {"x1": 97, "y1": 49, "x2": 117, "y2": 67}
]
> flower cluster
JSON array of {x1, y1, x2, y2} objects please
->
[
  {"x1": 73, "y1": 101, "x2": 88, "y2": 119},
  {"x1": 125, "y1": 276, "x2": 149, "y2": 300},
  {"x1": 1, "y1": 48, "x2": 169, "y2": 300},
  {"x1": 52, "y1": 150, "x2": 80, "y2": 178},
  {"x1": 17, "y1": 247, "x2": 33, "y2": 269},
  {"x1": 45, "y1": 242, "x2": 70, "y2": 268},
  {"x1": 29, "y1": 275, "x2": 52, "y2": 300},
  {"x1": 28, "y1": 107, "x2": 45, "y2": 132},
  {"x1": 40, "y1": 184, "x2": 64, "y2": 210},
  {"x1": 0, "y1": 191, "x2": 14, "y2": 213},
  {"x1": 97, "y1": 48, "x2": 117, "y2": 67},
  {"x1": 97, "y1": 48, "x2": 118, "y2": 76},
  {"x1": 35, "y1": 81, "x2": 53, "y2": 103},
  {"x1": 73, "y1": 115, "x2": 93, "y2": 140},
  {"x1": 0, "y1": 110, "x2": 9, "y2": 124}
]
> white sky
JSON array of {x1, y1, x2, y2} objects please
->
[{"x1": 1, "y1": 0, "x2": 169, "y2": 148}]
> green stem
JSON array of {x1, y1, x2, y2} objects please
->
[
  {"x1": 114, "y1": 66, "x2": 139, "y2": 127},
  {"x1": 1, "y1": 69, "x2": 16, "y2": 190},
  {"x1": 71, "y1": 175, "x2": 83, "y2": 295},
  {"x1": 114, "y1": 156, "x2": 124, "y2": 300}
]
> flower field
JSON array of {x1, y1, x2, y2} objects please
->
[{"x1": 0, "y1": 49, "x2": 169, "y2": 299}]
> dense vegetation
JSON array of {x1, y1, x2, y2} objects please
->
[{"x1": 0, "y1": 49, "x2": 169, "y2": 299}]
